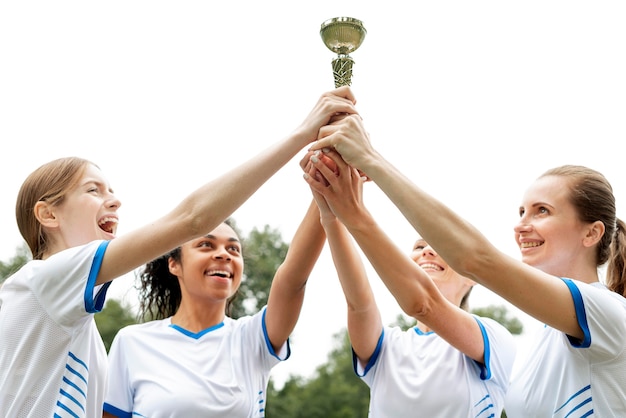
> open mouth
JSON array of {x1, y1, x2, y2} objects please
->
[
  {"x1": 98, "y1": 217, "x2": 118, "y2": 234},
  {"x1": 207, "y1": 270, "x2": 233, "y2": 279},
  {"x1": 419, "y1": 263, "x2": 443, "y2": 271}
]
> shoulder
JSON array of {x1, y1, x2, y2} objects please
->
[{"x1": 115, "y1": 318, "x2": 170, "y2": 339}]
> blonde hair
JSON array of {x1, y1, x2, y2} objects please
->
[{"x1": 16, "y1": 157, "x2": 94, "y2": 260}]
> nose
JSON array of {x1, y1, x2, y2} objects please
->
[
  {"x1": 213, "y1": 246, "x2": 232, "y2": 260},
  {"x1": 514, "y1": 218, "x2": 532, "y2": 234},
  {"x1": 105, "y1": 190, "x2": 121, "y2": 210},
  {"x1": 422, "y1": 245, "x2": 437, "y2": 257}
]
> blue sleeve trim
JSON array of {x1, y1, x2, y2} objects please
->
[
  {"x1": 562, "y1": 278, "x2": 591, "y2": 348},
  {"x1": 262, "y1": 307, "x2": 291, "y2": 361},
  {"x1": 84, "y1": 241, "x2": 111, "y2": 313},
  {"x1": 354, "y1": 328, "x2": 384, "y2": 377},
  {"x1": 103, "y1": 402, "x2": 132, "y2": 418},
  {"x1": 473, "y1": 317, "x2": 491, "y2": 380}
]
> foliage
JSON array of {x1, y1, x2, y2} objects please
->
[
  {"x1": 0, "y1": 242, "x2": 30, "y2": 284},
  {"x1": 471, "y1": 304, "x2": 524, "y2": 335},
  {"x1": 95, "y1": 299, "x2": 138, "y2": 352},
  {"x1": 267, "y1": 330, "x2": 370, "y2": 418},
  {"x1": 230, "y1": 224, "x2": 289, "y2": 319}
]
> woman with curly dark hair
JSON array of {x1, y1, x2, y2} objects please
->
[{"x1": 104, "y1": 201, "x2": 325, "y2": 417}]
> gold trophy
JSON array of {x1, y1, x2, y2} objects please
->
[{"x1": 320, "y1": 17, "x2": 366, "y2": 87}]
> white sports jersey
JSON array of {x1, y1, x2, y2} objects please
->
[
  {"x1": 0, "y1": 240, "x2": 111, "y2": 418},
  {"x1": 505, "y1": 279, "x2": 626, "y2": 417},
  {"x1": 358, "y1": 317, "x2": 516, "y2": 417},
  {"x1": 104, "y1": 308, "x2": 288, "y2": 418}
]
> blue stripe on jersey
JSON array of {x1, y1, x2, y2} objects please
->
[
  {"x1": 84, "y1": 240, "x2": 112, "y2": 313},
  {"x1": 54, "y1": 351, "x2": 90, "y2": 417},
  {"x1": 553, "y1": 385, "x2": 593, "y2": 417},
  {"x1": 55, "y1": 400, "x2": 80, "y2": 418},
  {"x1": 473, "y1": 393, "x2": 495, "y2": 417},
  {"x1": 169, "y1": 321, "x2": 224, "y2": 339},
  {"x1": 562, "y1": 278, "x2": 592, "y2": 348},
  {"x1": 103, "y1": 402, "x2": 133, "y2": 418},
  {"x1": 474, "y1": 317, "x2": 491, "y2": 380},
  {"x1": 261, "y1": 307, "x2": 291, "y2": 361},
  {"x1": 357, "y1": 328, "x2": 384, "y2": 376}
]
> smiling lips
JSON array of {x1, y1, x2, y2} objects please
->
[
  {"x1": 207, "y1": 270, "x2": 233, "y2": 279},
  {"x1": 520, "y1": 241, "x2": 543, "y2": 249},
  {"x1": 419, "y1": 263, "x2": 443, "y2": 272}
]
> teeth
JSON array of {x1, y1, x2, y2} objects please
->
[
  {"x1": 99, "y1": 217, "x2": 118, "y2": 225},
  {"x1": 420, "y1": 263, "x2": 442, "y2": 271},
  {"x1": 521, "y1": 242, "x2": 542, "y2": 248},
  {"x1": 208, "y1": 270, "x2": 232, "y2": 278}
]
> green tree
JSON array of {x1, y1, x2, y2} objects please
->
[
  {"x1": 230, "y1": 224, "x2": 288, "y2": 318},
  {"x1": 472, "y1": 304, "x2": 523, "y2": 335},
  {"x1": 0, "y1": 242, "x2": 30, "y2": 284},
  {"x1": 267, "y1": 329, "x2": 370, "y2": 418},
  {"x1": 95, "y1": 299, "x2": 138, "y2": 352}
]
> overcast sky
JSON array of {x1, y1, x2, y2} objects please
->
[{"x1": 2, "y1": 1, "x2": 625, "y2": 384}]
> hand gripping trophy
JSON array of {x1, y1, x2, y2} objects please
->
[{"x1": 320, "y1": 17, "x2": 366, "y2": 87}]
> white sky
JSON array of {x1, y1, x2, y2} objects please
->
[{"x1": 1, "y1": 1, "x2": 625, "y2": 385}]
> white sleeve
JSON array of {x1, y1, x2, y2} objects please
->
[{"x1": 31, "y1": 240, "x2": 111, "y2": 327}]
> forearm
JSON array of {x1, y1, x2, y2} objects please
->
[
  {"x1": 323, "y1": 218, "x2": 382, "y2": 360},
  {"x1": 361, "y1": 153, "x2": 493, "y2": 279},
  {"x1": 265, "y1": 200, "x2": 326, "y2": 346},
  {"x1": 342, "y1": 208, "x2": 440, "y2": 319}
]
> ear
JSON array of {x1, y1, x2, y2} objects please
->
[
  {"x1": 168, "y1": 257, "x2": 181, "y2": 277},
  {"x1": 583, "y1": 220, "x2": 605, "y2": 248},
  {"x1": 34, "y1": 201, "x2": 59, "y2": 229}
]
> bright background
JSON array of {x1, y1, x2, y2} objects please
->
[{"x1": 2, "y1": 1, "x2": 625, "y2": 385}]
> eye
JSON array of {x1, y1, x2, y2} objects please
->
[
  {"x1": 538, "y1": 206, "x2": 549, "y2": 215},
  {"x1": 228, "y1": 245, "x2": 241, "y2": 254},
  {"x1": 518, "y1": 208, "x2": 525, "y2": 217},
  {"x1": 198, "y1": 240, "x2": 213, "y2": 248}
]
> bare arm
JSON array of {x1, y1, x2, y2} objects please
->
[
  {"x1": 96, "y1": 87, "x2": 358, "y2": 285},
  {"x1": 264, "y1": 200, "x2": 326, "y2": 351},
  {"x1": 311, "y1": 182, "x2": 383, "y2": 365},
  {"x1": 310, "y1": 116, "x2": 582, "y2": 339},
  {"x1": 304, "y1": 151, "x2": 484, "y2": 362}
]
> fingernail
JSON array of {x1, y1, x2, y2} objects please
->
[
  {"x1": 311, "y1": 155, "x2": 319, "y2": 163},
  {"x1": 322, "y1": 147, "x2": 330, "y2": 153}
]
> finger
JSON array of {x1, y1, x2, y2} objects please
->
[
  {"x1": 304, "y1": 171, "x2": 330, "y2": 194},
  {"x1": 330, "y1": 86, "x2": 357, "y2": 104},
  {"x1": 320, "y1": 148, "x2": 348, "y2": 171}
]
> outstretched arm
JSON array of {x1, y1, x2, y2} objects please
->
[
  {"x1": 310, "y1": 116, "x2": 582, "y2": 339},
  {"x1": 302, "y1": 153, "x2": 382, "y2": 365},
  {"x1": 264, "y1": 199, "x2": 326, "y2": 351},
  {"x1": 97, "y1": 87, "x2": 358, "y2": 286},
  {"x1": 304, "y1": 150, "x2": 485, "y2": 362}
]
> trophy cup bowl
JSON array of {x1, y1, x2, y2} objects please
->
[{"x1": 320, "y1": 17, "x2": 366, "y2": 87}]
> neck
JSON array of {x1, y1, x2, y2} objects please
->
[{"x1": 171, "y1": 301, "x2": 226, "y2": 333}]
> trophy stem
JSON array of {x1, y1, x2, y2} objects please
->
[{"x1": 331, "y1": 55, "x2": 355, "y2": 88}]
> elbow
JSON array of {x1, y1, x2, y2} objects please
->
[
  {"x1": 452, "y1": 246, "x2": 498, "y2": 281},
  {"x1": 400, "y1": 295, "x2": 436, "y2": 323}
]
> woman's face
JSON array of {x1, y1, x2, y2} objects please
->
[
  {"x1": 47, "y1": 164, "x2": 120, "y2": 251},
  {"x1": 410, "y1": 238, "x2": 470, "y2": 297},
  {"x1": 514, "y1": 175, "x2": 590, "y2": 276},
  {"x1": 170, "y1": 223, "x2": 244, "y2": 303}
]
